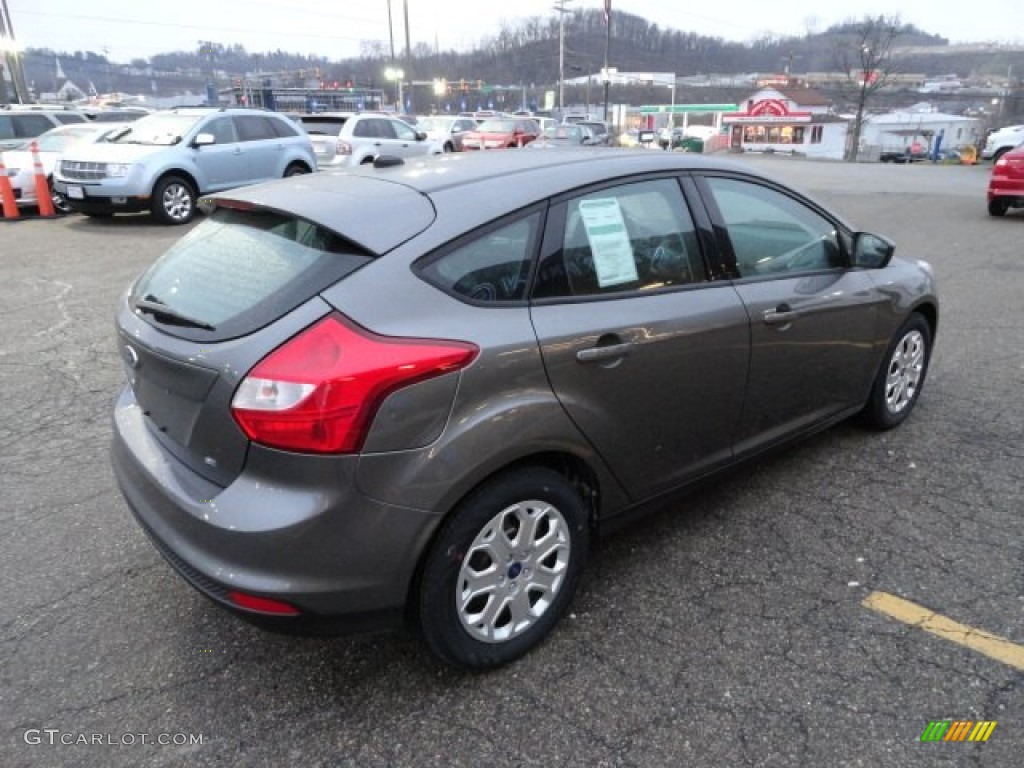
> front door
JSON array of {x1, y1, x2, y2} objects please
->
[{"x1": 697, "y1": 174, "x2": 884, "y2": 455}]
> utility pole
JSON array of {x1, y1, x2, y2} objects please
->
[
  {"x1": 602, "y1": 0, "x2": 612, "y2": 123},
  {"x1": 554, "y1": 0, "x2": 572, "y2": 113}
]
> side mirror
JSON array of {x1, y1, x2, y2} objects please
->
[
  {"x1": 416, "y1": 131, "x2": 428, "y2": 141},
  {"x1": 192, "y1": 133, "x2": 216, "y2": 147},
  {"x1": 852, "y1": 232, "x2": 895, "y2": 269}
]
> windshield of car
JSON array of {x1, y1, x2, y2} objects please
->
[
  {"x1": 543, "y1": 125, "x2": 583, "y2": 141},
  {"x1": 24, "y1": 125, "x2": 104, "y2": 152},
  {"x1": 416, "y1": 117, "x2": 453, "y2": 133},
  {"x1": 477, "y1": 119, "x2": 516, "y2": 133},
  {"x1": 111, "y1": 114, "x2": 202, "y2": 145}
]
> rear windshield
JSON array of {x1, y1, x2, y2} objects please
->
[
  {"x1": 131, "y1": 207, "x2": 372, "y2": 340},
  {"x1": 299, "y1": 117, "x2": 348, "y2": 135}
]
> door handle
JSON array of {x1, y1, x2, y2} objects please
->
[
  {"x1": 763, "y1": 304, "x2": 797, "y2": 326},
  {"x1": 576, "y1": 342, "x2": 634, "y2": 363}
]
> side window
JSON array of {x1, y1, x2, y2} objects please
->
[
  {"x1": 534, "y1": 178, "x2": 705, "y2": 299},
  {"x1": 392, "y1": 120, "x2": 417, "y2": 141},
  {"x1": 234, "y1": 115, "x2": 276, "y2": 142},
  {"x1": 53, "y1": 114, "x2": 87, "y2": 125},
  {"x1": 373, "y1": 119, "x2": 398, "y2": 140},
  {"x1": 204, "y1": 116, "x2": 237, "y2": 144},
  {"x1": 352, "y1": 119, "x2": 379, "y2": 138},
  {"x1": 269, "y1": 116, "x2": 299, "y2": 138},
  {"x1": 0, "y1": 116, "x2": 13, "y2": 141},
  {"x1": 417, "y1": 212, "x2": 542, "y2": 303},
  {"x1": 705, "y1": 177, "x2": 842, "y2": 278}
]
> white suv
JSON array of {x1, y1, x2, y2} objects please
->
[
  {"x1": 982, "y1": 125, "x2": 1024, "y2": 162},
  {"x1": 53, "y1": 107, "x2": 317, "y2": 224},
  {"x1": 297, "y1": 112, "x2": 438, "y2": 167}
]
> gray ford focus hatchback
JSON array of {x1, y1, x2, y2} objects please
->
[{"x1": 111, "y1": 149, "x2": 938, "y2": 669}]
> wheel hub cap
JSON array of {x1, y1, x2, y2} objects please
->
[
  {"x1": 456, "y1": 500, "x2": 570, "y2": 644},
  {"x1": 885, "y1": 329, "x2": 925, "y2": 414}
]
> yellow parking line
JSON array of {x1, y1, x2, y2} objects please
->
[{"x1": 862, "y1": 591, "x2": 1024, "y2": 671}]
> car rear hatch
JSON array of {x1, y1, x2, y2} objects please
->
[
  {"x1": 298, "y1": 115, "x2": 349, "y2": 161},
  {"x1": 115, "y1": 175, "x2": 435, "y2": 486}
]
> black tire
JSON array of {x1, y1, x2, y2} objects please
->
[
  {"x1": 443, "y1": 142, "x2": 454, "y2": 153},
  {"x1": 46, "y1": 178, "x2": 71, "y2": 215},
  {"x1": 861, "y1": 313, "x2": 932, "y2": 430},
  {"x1": 988, "y1": 198, "x2": 1009, "y2": 217},
  {"x1": 417, "y1": 467, "x2": 589, "y2": 669},
  {"x1": 150, "y1": 175, "x2": 196, "y2": 225},
  {"x1": 283, "y1": 162, "x2": 310, "y2": 177}
]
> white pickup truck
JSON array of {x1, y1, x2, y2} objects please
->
[{"x1": 982, "y1": 125, "x2": 1024, "y2": 162}]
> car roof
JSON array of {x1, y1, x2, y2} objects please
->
[{"x1": 211, "y1": 150, "x2": 775, "y2": 254}]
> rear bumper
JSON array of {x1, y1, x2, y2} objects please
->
[{"x1": 111, "y1": 386, "x2": 440, "y2": 633}]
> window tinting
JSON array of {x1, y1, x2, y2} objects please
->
[
  {"x1": 418, "y1": 212, "x2": 542, "y2": 303},
  {"x1": 705, "y1": 177, "x2": 842, "y2": 278},
  {"x1": 234, "y1": 115, "x2": 276, "y2": 142},
  {"x1": 299, "y1": 117, "x2": 348, "y2": 135},
  {"x1": 52, "y1": 114, "x2": 87, "y2": 125},
  {"x1": 131, "y1": 208, "x2": 371, "y2": 330},
  {"x1": 269, "y1": 115, "x2": 300, "y2": 138},
  {"x1": 534, "y1": 178, "x2": 705, "y2": 299}
]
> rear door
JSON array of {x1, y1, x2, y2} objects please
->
[
  {"x1": 695, "y1": 173, "x2": 884, "y2": 456},
  {"x1": 530, "y1": 175, "x2": 749, "y2": 501},
  {"x1": 233, "y1": 115, "x2": 283, "y2": 181}
]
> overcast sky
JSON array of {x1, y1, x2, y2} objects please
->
[{"x1": 8, "y1": 0, "x2": 1023, "y2": 63}]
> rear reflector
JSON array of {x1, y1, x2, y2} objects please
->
[
  {"x1": 231, "y1": 312, "x2": 477, "y2": 454},
  {"x1": 228, "y1": 591, "x2": 301, "y2": 616}
]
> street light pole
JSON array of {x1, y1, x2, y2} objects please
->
[{"x1": 554, "y1": 0, "x2": 572, "y2": 113}]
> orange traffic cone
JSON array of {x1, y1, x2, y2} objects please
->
[
  {"x1": 29, "y1": 141, "x2": 57, "y2": 219},
  {"x1": 0, "y1": 157, "x2": 19, "y2": 220}
]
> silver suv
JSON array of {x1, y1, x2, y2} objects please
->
[
  {"x1": 0, "y1": 105, "x2": 88, "y2": 150},
  {"x1": 297, "y1": 112, "x2": 438, "y2": 167},
  {"x1": 52, "y1": 107, "x2": 317, "y2": 224}
]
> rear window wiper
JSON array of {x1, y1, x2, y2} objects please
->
[{"x1": 135, "y1": 295, "x2": 215, "y2": 331}]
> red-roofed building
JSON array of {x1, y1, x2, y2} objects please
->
[{"x1": 723, "y1": 87, "x2": 849, "y2": 159}]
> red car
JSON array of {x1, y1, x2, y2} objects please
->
[
  {"x1": 988, "y1": 143, "x2": 1024, "y2": 217},
  {"x1": 460, "y1": 118, "x2": 539, "y2": 150}
]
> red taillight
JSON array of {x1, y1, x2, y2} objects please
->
[
  {"x1": 231, "y1": 313, "x2": 477, "y2": 454},
  {"x1": 228, "y1": 591, "x2": 301, "y2": 616},
  {"x1": 337, "y1": 139, "x2": 352, "y2": 155}
]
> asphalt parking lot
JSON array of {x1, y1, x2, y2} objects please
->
[{"x1": 1, "y1": 155, "x2": 1021, "y2": 767}]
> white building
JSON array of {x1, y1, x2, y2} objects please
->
[
  {"x1": 860, "y1": 106, "x2": 984, "y2": 157},
  {"x1": 722, "y1": 87, "x2": 848, "y2": 159}
]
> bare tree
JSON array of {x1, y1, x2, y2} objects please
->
[{"x1": 833, "y1": 15, "x2": 904, "y2": 161}]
